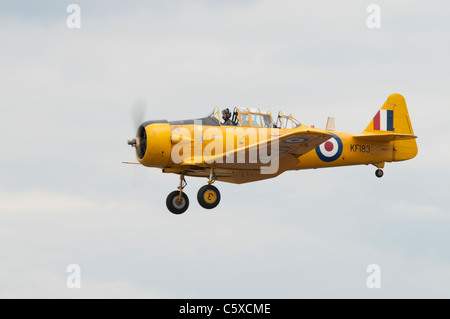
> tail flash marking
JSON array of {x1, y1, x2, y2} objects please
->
[{"x1": 373, "y1": 109, "x2": 393, "y2": 131}]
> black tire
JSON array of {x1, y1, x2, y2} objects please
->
[
  {"x1": 166, "y1": 191, "x2": 189, "y2": 214},
  {"x1": 197, "y1": 185, "x2": 221, "y2": 209},
  {"x1": 375, "y1": 169, "x2": 384, "y2": 178}
]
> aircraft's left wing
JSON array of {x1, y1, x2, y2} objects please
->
[
  {"x1": 275, "y1": 129, "x2": 334, "y2": 157},
  {"x1": 187, "y1": 128, "x2": 333, "y2": 170}
]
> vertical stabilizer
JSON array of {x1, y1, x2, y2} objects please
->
[{"x1": 362, "y1": 94, "x2": 417, "y2": 161}]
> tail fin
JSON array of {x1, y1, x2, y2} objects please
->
[
  {"x1": 361, "y1": 93, "x2": 418, "y2": 161},
  {"x1": 363, "y1": 93, "x2": 414, "y2": 134}
]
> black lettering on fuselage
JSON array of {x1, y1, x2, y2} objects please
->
[{"x1": 350, "y1": 144, "x2": 371, "y2": 153}]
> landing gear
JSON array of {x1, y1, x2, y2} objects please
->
[
  {"x1": 166, "y1": 169, "x2": 222, "y2": 214},
  {"x1": 166, "y1": 191, "x2": 189, "y2": 214},
  {"x1": 375, "y1": 168, "x2": 384, "y2": 178},
  {"x1": 166, "y1": 173, "x2": 189, "y2": 214},
  {"x1": 197, "y1": 167, "x2": 221, "y2": 209},
  {"x1": 197, "y1": 185, "x2": 221, "y2": 209}
]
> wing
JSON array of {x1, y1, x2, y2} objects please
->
[{"x1": 183, "y1": 128, "x2": 333, "y2": 170}]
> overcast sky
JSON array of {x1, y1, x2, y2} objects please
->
[{"x1": 0, "y1": 0, "x2": 449, "y2": 298}]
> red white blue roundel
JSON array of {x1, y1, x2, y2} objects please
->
[{"x1": 315, "y1": 134, "x2": 343, "y2": 162}]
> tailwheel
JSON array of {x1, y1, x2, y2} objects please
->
[
  {"x1": 197, "y1": 185, "x2": 221, "y2": 209},
  {"x1": 375, "y1": 168, "x2": 384, "y2": 178},
  {"x1": 166, "y1": 191, "x2": 189, "y2": 214}
]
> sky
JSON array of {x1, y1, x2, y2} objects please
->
[{"x1": 0, "y1": 0, "x2": 450, "y2": 298}]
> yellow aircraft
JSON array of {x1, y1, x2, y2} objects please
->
[{"x1": 126, "y1": 93, "x2": 417, "y2": 214}]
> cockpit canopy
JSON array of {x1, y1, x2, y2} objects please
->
[
  {"x1": 275, "y1": 111, "x2": 302, "y2": 129},
  {"x1": 234, "y1": 107, "x2": 272, "y2": 128},
  {"x1": 207, "y1": 106, "x2": 302, "y2": 129}
]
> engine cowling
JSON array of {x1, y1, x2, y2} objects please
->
[{"x1": 136, "y1": 121, "x2": 172, "y2": 168}]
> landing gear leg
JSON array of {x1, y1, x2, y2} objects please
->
[
  {"x1": 197, "y1": 168, "x2": 221, "y2": 209},
  {"x1": 166, "y1": 173, "x2": 189, "y2": 214}
]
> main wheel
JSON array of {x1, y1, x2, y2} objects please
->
[
  {"x1": 375, "y1": 169, "x2": 384, "y2": 178},
  {"x1": 197, "y1": 185, "x2": 221, "y2": 209},
  {"x1": 166, "y1": 191, "x2": 189, "y2": 214}
]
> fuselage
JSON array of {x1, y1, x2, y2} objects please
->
[{"x1": 134, "y1": 121, "x2": 412, "y2": 184}]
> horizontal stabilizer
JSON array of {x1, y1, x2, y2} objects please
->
[{"x1": 353, "y1": 133, "x2": 417, "y2": 143}]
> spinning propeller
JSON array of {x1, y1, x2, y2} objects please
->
[{"x1": 127, "y1": 99, "x2": 147, "y2": 148}]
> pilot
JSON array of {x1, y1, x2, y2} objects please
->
[
  {"x1": 222, "y1": 108, "x2": 233, "y2": 125},
  {"x1": 263, "y1": 116, "x2": 271, "y2": 128}
]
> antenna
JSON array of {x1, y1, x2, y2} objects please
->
[{"x1": 326, "y1": 117, "x2": 335, "y2": 131}]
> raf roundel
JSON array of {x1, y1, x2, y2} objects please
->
[{"x1": 315, "y1": 134, "x2": 343, "y2": 162}]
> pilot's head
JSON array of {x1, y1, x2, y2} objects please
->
[{"x1": 222, "y1": 108, "x2": 231, "y2": 121}]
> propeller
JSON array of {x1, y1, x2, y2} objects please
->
[
  {"x1": 125, "y1": 99, "x2": 148, "y2": 186},
  {"x1": 128, "y1": 99, "x2": 147, "y2": 147},
  {"x1": 131, "y1": 98, "x2": 147, "y2": 128}
]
